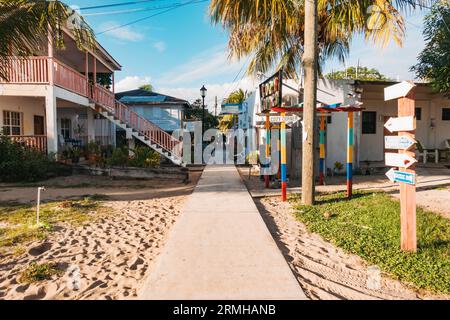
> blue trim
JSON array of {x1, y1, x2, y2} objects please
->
[
  {"x1": 346, "y1": 163, "x2": 353, "y2": 180},
  {"x1": 319, "y1": 159, "x2": 324, "y2": 172},
  {"x1": 281, "y1": 164, "x2": 287, "y2": 181}
]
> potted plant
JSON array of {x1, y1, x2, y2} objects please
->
[
  {"x1": 333, "y1": 161, "x2": 344, "y2": 175},
  {"x1": 71, "y1": 147, "x2": 81, "y2": 164}
]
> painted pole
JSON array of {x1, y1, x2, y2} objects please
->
[
  {"x1": 347, "y1": 112, "x2": 354, "y2": 198},
  {"x1": 398, "y1": 93, "x2": 417, "y2": 252},
  {"x1": 319, "y1": 114, "x2": 326, "y2": 185},
  {"x1": 281, "y1": 112, "x2": 287, "y2": 201},
  {"x1": 265, "y1": 115, "x2": 270, "y2": 188}
]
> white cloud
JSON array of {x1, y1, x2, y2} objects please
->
[
  {"x1": 99, "y1": 22, "x2": 144, "y2": 42},
  {"x1": 153, "y1": 41, "x2": 166, "y2": 53},
  {"x1": 157, "y1": 76, "x2": 259, "y2": 112},
  {"x1": 158, "y1": 46, "x2": 244, "y2": 86},
  {"x1": 116, "y1": 76, "x2": 151, "y2": 92}
]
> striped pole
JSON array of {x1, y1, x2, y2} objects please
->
[
  {"x1": 319, "y1": 114, "x2": 326, "y2": 185},
  {"x1": 265, "y1": 115, "x2": 270, "y2": 188},
  {"x1": 347, "y1": 112, "x2": 354, "y2": 198},
  {"x1": 281, "y1": 112, "x2": 287, "y2": 201}
]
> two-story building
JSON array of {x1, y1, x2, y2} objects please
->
[{"x1": 0, "y1": 28, "x2": 184, "y2": 166}]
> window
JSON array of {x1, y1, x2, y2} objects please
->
[
  {"x1": 60, "y1": 118, "x2": 71, "y2": 140},
  {"x1": 442, "y1": 108, "x2": 450, "y2": 121},
  {"x1": 2, "y1": 111, "x2": 22, "y2": 135},
  {"x1": 362, "y1": 111, "x2": 377, "y2": 134},
  {"x1": 415, "y1": 107, "x2": 422, "y2": 121}
]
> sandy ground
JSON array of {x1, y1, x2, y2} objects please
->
[
  {"x1": 0, "y1": 171, "x2": 202, "y2": 300},
  {"x1": 256, "y1": 197, "x2": 448, "y2": 300}
]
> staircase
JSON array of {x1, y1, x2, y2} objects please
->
[{"x1": 89, "y1": 84, "x2": 186, "y2": 167}]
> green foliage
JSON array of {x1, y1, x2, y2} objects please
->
[
  {"x1": 106, "y1": 147, "x2": 129, "y2": 167},
  {"x1": 185, "y1": 99, "x2": 219, "y2": 130},
  {"x1": 292, "y1": 191, "x2": 450, "y2": 294},
  {"x1": 0, "y1": 136, "x2": 71, "y2": 182},
  {"x1": 19, "y1": 262, "x2": 64, "y2": 283},
  {"x1": 325, "y1": 66, "x2": 390, "y2": 81},
  {"x1": 411, "y1": 3, "x2": 450, "y2": 95},
  {"x1": 139, "y1": 84, "x2": 153, "y2": 92},
  {"x1": 128, "y1": 146, "x2": 160, "y2": 168},
  {"x1": 225, "y1": 89, "x2": 246, "y2": 104}
]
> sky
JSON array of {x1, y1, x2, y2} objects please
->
[{"x1": 69, "y1": 0, "x2": 430, "y2": 110}]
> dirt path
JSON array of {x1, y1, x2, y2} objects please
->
[{"x1": 255, "y1": 197, "x2": 448, "y2": 300}]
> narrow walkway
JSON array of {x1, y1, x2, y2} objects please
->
[{"x1": 139, "y1": 165, "x2": 306, "y2": 299}]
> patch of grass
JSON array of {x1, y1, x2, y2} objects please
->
[
  {"x1": 19, "y1": 262, "x2": 64, "y2": 283},
  {"x1": 0, "y1": 197, "x2": 102, "y2": 249},
  {"x1": 292, "y1": 191, "x2": 450, "y2": 294}
]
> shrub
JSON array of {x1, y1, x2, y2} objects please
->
[
  {"x1": 128, "y1": 146, "x2": 160, "y2": 168},
  {"x1": 0, "y1": 136, "x2": 71, "y2": 182},
  {"x1": 106, "y1": 147, "x2": 129, "y2": 167}
]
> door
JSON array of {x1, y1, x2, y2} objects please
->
[{"x1": 34, "y1": 115, "x2": 45, "y2": 135}]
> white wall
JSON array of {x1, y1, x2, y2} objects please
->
[{"x1": 0, "y1": 96, "x2": 45, "y2": 135}]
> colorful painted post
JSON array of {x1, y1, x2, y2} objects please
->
[
  {"x1": 347, "y1": 112, "x2": 354, "y2": 197},
  {"x1": 281, "y1": 112, "x2": 287, "y2": 201},
  {"x1": 319, "y1": 115, "x2": 326, "y2": 185},
  {"x1": 265, "y1": 115, "x2": 270, "y2": 188}
]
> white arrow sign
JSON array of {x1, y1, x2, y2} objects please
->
[
  {"x1": 270, "y1": 115, "x2": 301, "y2": 124},
  {"x1": 384, "y1": 135, "x2": 416, "y2": 150},
  {"x1": 385, "y1": 168, "x2": 416, "y2": 185},
  {"x1": 384, "y1": 81, "x2": 416, "y2": 101},
  {"x1": 385, "y1": 152, "x2": 417, "y2": 169},
  {"x1": 384, "y1": 116, "x2": 415, "y2": 133}
]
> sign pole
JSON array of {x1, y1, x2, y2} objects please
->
[
  {"x1": 319, "y1": 114, "x2": 326, "y2": 185},
  {"x1": 265, "y1": 115, "x2": 270, "y2": 188},
  {"x1": 346, "y1": 111, "x2": 354, "y2": 198},
  {"x1": 398, "y1": 93, "x2": 417, "y2": 252},
  {"x1": 281, "y1": 112, "x2": 287, "y2": 201}
]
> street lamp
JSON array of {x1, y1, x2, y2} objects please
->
[{"x1": 200, "y1": 85, "x2": 207, "y2": 134}]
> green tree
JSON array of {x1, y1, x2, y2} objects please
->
[
  {"x1": 209, "y1": 0, "x2": 428, "y2": 77},
  {"x1": 411, "y1": 2, "x2": 450, "y2": 95},
  {"x1": 224, "y1": 89, "x2": 246, "y2": 104},
  {"x1": 325, "y1": 66, "x2": 390, "y2": 81},
  {"x1": 185, "y1": 99, "x2": 219, "y2": 131},
  {"x1": 139, "y1": 84, "x2": 153, "y2": 92},
  {"x1": 0, "y1": 0, "x2": 95, "y2": 80}
]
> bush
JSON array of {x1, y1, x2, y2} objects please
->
[
  {"x1": 128, "y1": 146, "x2": 160, "y2": 168},
  {"x1": 106, "y1": 147, "x2": 129, "y2": 167},
  {"x1": 0, "y1": 136, "x2": 71, "y2": 182}
]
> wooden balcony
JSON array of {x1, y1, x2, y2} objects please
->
[
  {"x1": 1, "y1": 56, "x2": 114, "y2": 108},
  {"x1": 9, "y1": 135, "x2": 47, "y2": 153}
]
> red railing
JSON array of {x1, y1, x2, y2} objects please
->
[
  {"x1": 53, "y1": 60, "x2": 88, "y2": 97},
  {"x1": 114, "y1": 100, "x2": 182, "y2": 157},
  {"x1": 1, "y1": 57, "x2": 49, "y2": 83},
  {"x1": 9, "y1": 135, "x2": 47, "y2": 153},
  {"x1": 92, "y1": 84, "x2": 115, "y2": 112}
]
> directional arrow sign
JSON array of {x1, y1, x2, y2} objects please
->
[
  {"x1": 384, "y1": 116, "x2": 415, "y2": 133},
  {"x1": 270, "y1": 115, "x2": 301, "y2": 124},
  {"x1": 385, "y1": 168, "x2": 416, "y2": 185},
  {"x1": 384, "y1": 135, "x2": 416, "y2": 150},
  {"x1": 384, "y1": 81, "x2": 416, "y2": 101},
  {"x1": 385, "y1": 152, "x2": 417, "y2": 169}
]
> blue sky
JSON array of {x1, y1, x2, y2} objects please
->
[{"x1": 69, "y1": 0, "x2": 430, "y2": 108}]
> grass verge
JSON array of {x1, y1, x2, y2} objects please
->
[
  {"x1": 19, "y1": 262, "x2": 65, "y2": 283},
  {"x1": 0, "y1": 196, "x2": 104, "y2": 251},
  {"x1": 292, "y1": 191, "x2": 450, "y2": 294}
]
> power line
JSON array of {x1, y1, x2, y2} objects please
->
[
  {"x1": 83, "y1": 2, "x2": 192, "y2": 16},
  {"x1": 96, "y1": 0, "x2": 207, "y2": 35},
  {"x1": 80, "y1": 0, "x2": 163, "y2": 11}
]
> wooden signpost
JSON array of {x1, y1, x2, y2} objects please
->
[{"x1": 384, "y1": 81, "x2": 417, "y2": 252}]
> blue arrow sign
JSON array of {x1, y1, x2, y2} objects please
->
[{"x1": 386, "y1": 168, "x2": 416, "y2": 185}]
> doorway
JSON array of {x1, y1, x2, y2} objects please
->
[{"x1": 34, "y1": 115, "x2": 45, "y2": 135}]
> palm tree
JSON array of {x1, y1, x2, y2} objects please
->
[
  {"x1": 210, "y1": 0, "x2": 431, "y2": 78},
  {"x1": 0, "y1": 0, "x2": 95, "y2": 80}
]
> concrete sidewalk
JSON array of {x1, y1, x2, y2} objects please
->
[{"x1": 139, "y1": 165, "x2": 306, "y2": 300}]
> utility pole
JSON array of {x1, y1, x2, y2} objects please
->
[
  {"x1": 301, "y1": 0, "x2": 318, "y2": 205},
  {"x1": 214, "y1": 96, "x2": 218, "y2": 117}
]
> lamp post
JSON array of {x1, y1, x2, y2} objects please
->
[{"x1": 200, "y1": 85, "x2": 207, "y2": 134}]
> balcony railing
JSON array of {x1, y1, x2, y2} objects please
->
[
  {"x1": 53, "y1": 60, "x2": 88, "y2": 97},
  {"x1": 2, "y1": 57, "x2": 49, "y2": 83},
  {"x1": 9, "y1": 135, "x2": 47, "y2": 153}
]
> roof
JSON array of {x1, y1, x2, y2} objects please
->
[{"x1": 115, "y1": 89, "x2": 190, "y2": 106}]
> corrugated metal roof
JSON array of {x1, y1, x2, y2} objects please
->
[{"x1": 119, "y1": 95, "x2": 166, "y2": 103}]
